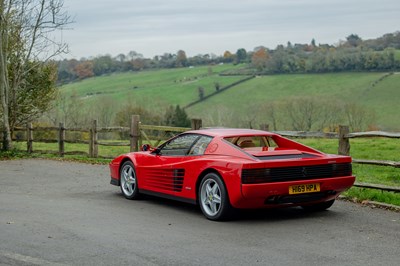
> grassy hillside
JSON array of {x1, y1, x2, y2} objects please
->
[
  {"x1": 60, "y1": 64, "x2": 244, "y2": 107},
  {"x1": 59, "y1": 67, "x2": 400, "y2": 131},
  {"x1": 186, "y1": 72, "x2": 400, "y2": 130}
]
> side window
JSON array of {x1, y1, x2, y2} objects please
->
[
  {"x1": 188, "y1": 136, "x2": 213, "y2": 155},
  {"x1": 159, "y1": 134, "x2": 200, "y2": 156}
]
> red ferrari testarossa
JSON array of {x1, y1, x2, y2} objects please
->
[{"x1": 110, "y1": 128, "x2": 355, "y2": 220}]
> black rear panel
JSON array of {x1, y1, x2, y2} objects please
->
[
  {"x1": 255, "y1": 153, "x2": 318, "y2": 161},
  {"x1": 242, "y1": 163, "x2": 352, "y2": 184}
]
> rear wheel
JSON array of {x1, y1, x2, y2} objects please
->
[
  {"x1": 120, "y1": 161, "x2": 140, "y2": 200},
  {"x1": 301, "y1": 199, "x2": 335, "y2": 212},
  {"x1": 199, "y1": 173, "x2": 232, "y2": 221}
]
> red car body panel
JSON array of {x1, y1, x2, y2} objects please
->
[{"x1": 110, "y1": 128, "x2": 355, "y2": 209}]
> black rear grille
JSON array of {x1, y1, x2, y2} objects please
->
[
  {"x1": 242, "y1": 163, "x2": 352, "y2": 184},
  {"x1": 265, "y1": 191, "x2": 335, "y2": 204}
]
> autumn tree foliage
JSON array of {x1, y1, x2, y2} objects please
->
[
  {"x1": 251, "y1": 48, "x2": 269, "y2": 70},
  {"x1": 74, "y1": 61, "x2": 94, "y2": 80},
  {"x1": 223, "y1": 51, "x2": 234, "y2": 62}
]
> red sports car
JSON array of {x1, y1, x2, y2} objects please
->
[{"x1": 110, "y1": 128, "x2": 355, "y2": 220}]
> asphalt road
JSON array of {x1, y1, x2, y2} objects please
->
[{"x1": 0, "y1": 159, "x2": 399, "y2": 266}]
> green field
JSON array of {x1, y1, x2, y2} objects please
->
[
  {"x1": 59, "y1": 67, "x2": 400, "y2": 131},
  {"x1": 61, "y1": 64, "x2": 244, "y2": 108},
  {"x1": 187, "y1": 72, "x2": 400, "y2": 130}
]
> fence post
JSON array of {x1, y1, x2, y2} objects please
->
[
  {"x1": 338, "y1": 125, "x2": 350, "y2": 156},
  {"x1": 130, "y1": 115, "x2": 140, "y2": 152},
  {"x1": 27, "y1": 123, "x2": 33, "y2": 153},
  {"x1": 89, "y1": 124, "x2": 93, "y2": 157},
  {"x1": 58, "y1": 122, "x2": 65, "y2": 157},
  {"x1": 0, "y1": 131, "x2": 3, "y2": 150},
  {"x1": 260, "y1": 124, "x2": 269, "y2": 131},
  {"x1": 89, "y1": 120, "x2": 98, "y2": 158},
  {"x1": 89, "y1": 120, "x2": 98, "y2": 157},
  {"x1": 191, "y1": 119, "x2": 202, "y2": 130}
]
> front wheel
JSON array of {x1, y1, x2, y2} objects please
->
[
  {"x1": 199, "y1": 173, "x2": 232, "y2": 221},
  {"x1": 301, "y1": 199, "x2": 335, "y2": 212},
  {"x1": 120, "y1": 161, "x2": 140, "y2": 200}
]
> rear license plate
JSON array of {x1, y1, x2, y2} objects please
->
[{"x1": 289, "y1": 183, "x2": 320, "y2": 194}]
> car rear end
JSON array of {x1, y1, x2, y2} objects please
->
[{"x1": 233, "y1": 156, "x2": 355, "y2": 209}]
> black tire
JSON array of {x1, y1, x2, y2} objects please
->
[
  {"x1": 198, "y1": 173, "x2": 233, "y2": 221},
  {"x1": 301, "y1": 199, "x2": 335, "y2": 212},
  {"x1": 119, "y1": 161, "x2": 140, "y2": 200}
]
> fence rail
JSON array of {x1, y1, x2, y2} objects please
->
[
  {"x1": 7, "y1": 116, "x2": 201, "y2": 158},
  {"x1": 4, "y1": 120, "x2": 399, "y2": 193}
]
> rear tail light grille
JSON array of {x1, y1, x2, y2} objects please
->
[{"x1": 241, "y1": 163, "x2": 352, "y2": 184}]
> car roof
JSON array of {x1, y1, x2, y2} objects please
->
[{"x1": 186, "y1": 128, "x2": 277, "y2": 138}]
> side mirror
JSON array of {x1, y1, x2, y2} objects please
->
[
  {"x1": 140, "y1": 144, "x2": 151, "y2": 151},
  {"x1": 153, "y1": 148, "x2": 161, "y2": 155}
]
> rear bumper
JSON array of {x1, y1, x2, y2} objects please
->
[
  {"x1": 231, "y1": 175, "x2": 355, "y2": 209},
  {"x1": 110, "y1": 177, "x2": 120, "y2": 186}
]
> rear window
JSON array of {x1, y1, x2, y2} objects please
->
[{"x1": 224, "y1": 136, "x2": 278, "y2": 149}]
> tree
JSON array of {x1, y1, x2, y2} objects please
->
[
  {"x1": 176, "y1": 50, "x2": 187, "y2": 67},
  {"x1": 198, "y1": 86, "x2": 205, "y2": 100},
  {"x1": 311, "y1": 38, "x2": 316, "y2": 47},
  {"x1": 130, "y1": 58, "x2": 145, "y2": 71},
  {"x1": 223, "y1": 50, "x2": 234, "y2": 63},
  {"x1": 343, "y1": 103, "x2": 375, "y2": 132},
  {"x1": 9, "y1": 62, "x2": 58, "y2": 130},
  {"x1": 346, "y1": 34, "x2": 362, "y2": 47},
  {"x1": 283, "y1": 97, "x2": 318, "y2": 131},
  {"x1": 214, "y1": 82, "x2": 220, "y2": 91},
  {"x1": 127, "y1": 51, "x2": 143, "y2": 60},
  {"x1": 115, "y1": 53, "x2": 126, "y2": 63},
  {"x1": 114, "y1": 104, "x2": 161, "y2": 138},
  {"x1": 92, "y1": 55, "x2": 114, "y2": 75},
  {"x1": 164, "y1": 105, "x2": 190, "y2": 127},
  {"x1": 74, "y1": 61, "x2": 94, "y2": 80},
  {"x1": 0, "y1": 0, "x2": 72, "y2": 150},
  {"x1": 251, "y1": 48, "x2": 269, "y2": 70},
  {"x1": 235, "y1": 48, "x2": 247, "y2": 64}
]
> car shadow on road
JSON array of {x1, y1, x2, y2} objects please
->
[
  {"x1": 233, "y1": 207, "x2": 341, "y2": 223},
  {"x1": 109, "y1": 191, "x2": 343, "y2": 222}
]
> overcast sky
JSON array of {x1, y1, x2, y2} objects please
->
[{"x1": 61, "y1": 0, "x2": 400, "y2": 59}]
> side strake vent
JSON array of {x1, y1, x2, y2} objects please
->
[
  {"x1": 241, "y1": 163, "x2": 352, "y2": 184},
  {"x1": 146, "y1": 168, "x2": 185, "y2": 192},
  {"x1": 172, "y1": 169, "x2": 185, "y2": 192}
]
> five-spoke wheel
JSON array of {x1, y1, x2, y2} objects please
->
[
  {"x1": 199, "y1": 173, "x2": 232, "y2": 221},
  {"x1": 120, "y1": 161, "x2": 140, "y2": 199}
]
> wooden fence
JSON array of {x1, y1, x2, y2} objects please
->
[
  {"x1": 9, "y1": 115, "x2": 202, "y2": 159},
  {"x1": 270, "y1": 125, "x2": 400, "y2": 193},
  {"x1": 4, "y1": 119, "x2": 399, "y2": 193}
]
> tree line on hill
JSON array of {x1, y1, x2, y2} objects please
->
[
  {"x1": 248, "y1": 34, "x2": 399, "y2": 74},
  {"x1": 57, "y1": 32, "x2": 400, "y2": 84}
]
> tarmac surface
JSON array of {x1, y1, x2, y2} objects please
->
[{"x1": 0, "y1": 159, "x2": 399, "y2": 265}]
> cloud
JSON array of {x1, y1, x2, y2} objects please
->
[{"x1": 62, "y1": 0, "x2": 400, "y2": 58}]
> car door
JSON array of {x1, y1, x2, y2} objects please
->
[{"x1": 138, "y1": 134, "x2": 201, "y2": 196}]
